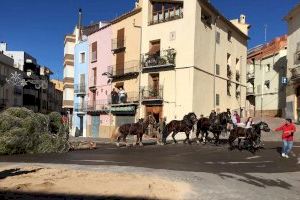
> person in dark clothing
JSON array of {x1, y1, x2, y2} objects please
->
[
  {"x1": 209, "y1": 110, "x2": 217, "y2": 123},
  {"x1": 111, "y1": 88, "x2": 118, "y2": 104}
]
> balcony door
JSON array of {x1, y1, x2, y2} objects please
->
[
  {"x1": 149, "y1": 40, "x2": 160, "y2": 56},
  {"x1": 149, "y1": 73, "x2": 159, "y2": 96}
]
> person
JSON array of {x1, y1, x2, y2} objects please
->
[
  {"x1": 274, "y1": 118, "x2": 296, "y2": 158},
  {"x1": 159, "y1": 117, "x2": 167, "y2": 136},
  {"x1": 245, "y1": 117, "x2": 253, "y2": 129},
  {"x1": 111, "y1": 88, "x2": 118, "y2": 104},
  {"x1": 118, "y1": 87, "x2": 127, "y2": 103},
  {"x1": 231, "y1": 111, "x2": 241, "y2": 128},
  {"x1": 209, "y1": 110, "x2": 216, "y2": 123}
]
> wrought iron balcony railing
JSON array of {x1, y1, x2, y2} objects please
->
[
  {"x1": 110, "y1": 91, "x2": 139, "y2": 105},
  {"x1": 142, "y1": 48, "x2": 176, "y2": 70},
  {"x1": 111, "y1": 38, "x2": 126, "y2": 52},
  {"x1": 74, "y1": 84, "x2": 86, "y2": 94},
  {"x1": 141, "y1": 86, "x2": 163, "y2": 101},
  {"x1": 107, "y1": 60, "x2": 140, "y2": 78},
  {"x1": 149, "y1": 8, "x2": 183, "y2": 25},
  {"x1": 74, "y1": 103, "x2": 87, "y2": 113},
  {"x1": 86, "y1": 99, "x2": 110, "y2": 112}
]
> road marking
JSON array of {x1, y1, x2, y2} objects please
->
[
  {"x1": 205, "y1": 161, "x2": 272, "y2": 165},
  {"x1": 70, "y1": 160, "x2": 123, "y2": 164},
  {"x1": 246, "y1": 156, "x2": 261, "y2": 160}
]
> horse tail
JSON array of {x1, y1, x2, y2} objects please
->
[{"x1": 111, "y1": 127, "x2": 120, "y2": 142}]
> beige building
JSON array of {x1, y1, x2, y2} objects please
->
[
  {"x1": 247, "y1": 36, "x2": 287, "y2": 117},
  {"x1": 0, "y1": 52, "x2": 23, "y2": 110},
  {"x1": 285, "y1": 3, "x2": 300, "y2": 121},
  {"x1": 138, "y1": 0, "x2": 250, "y2": 122}
]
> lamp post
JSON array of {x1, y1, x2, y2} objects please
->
[{"x1": 102, "y1": 72, "x2": 113, "y2": 137}]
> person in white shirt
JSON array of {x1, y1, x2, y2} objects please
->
[
  {"x1": 245, "y1": 117, "x2": 254, "y2": 129},
  {"x1": 118, "y1": 87, "x2": 126, "y2": 103}
]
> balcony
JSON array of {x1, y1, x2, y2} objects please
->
[
  {"x1": 247, "y1": 71, "x2": 255, "y2": 82},
  {"x1": 149, "y1": 7, "x2": 183, "y2": 25},
  {"x1": 74, "y1": 84, "x2": 86, "y2": 96},
  {"x1": 87, "y1": 99, "x2": 110, "y2": 114},
  {"x1": 107, "y1": 60, "x2": 140, "y2": 79},
  {"x1": 111, "y1": 38, "x2": 126, "y2": 53},
  {"x1": 141, "y1": 86, "x2": 163, "y2": 104},
  {"x1": 142, "y1": 48, "x2": 176, "y2": 71},
  {"x1": 89, "y1": 77, "x2": 97, "y2": 92},
  {"x1": 290, "y1": 66, "x2": 300, "y2": 82},
  {"x1": 74, "y1": 103, "x2": 87, "y2": 115},
  {"x1": 110, "y1": 91, "x2": 139, "y2": 115}
]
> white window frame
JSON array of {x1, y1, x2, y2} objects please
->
[{"x1": 79, "y1": 51, "x2": 86, "y2": 64}]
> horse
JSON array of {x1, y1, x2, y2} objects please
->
[
  {"x1": 162, "y1": 112, "x2": 198, "y2": 145},
  {"x1": 228, "y1": 121, "x2": 270, "y2": 153},
  {"x1": 208, "y1": 112, "x2": 232, "y2": 145},
  {"x1": 114, "y1": 115, "x2": 157, "y2": 147},
  {"x1": 195, "y1": 117, "x2": 211, "y2": 144}
]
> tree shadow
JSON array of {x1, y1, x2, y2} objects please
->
[
  {"x1": 0, "y1": 168, "x2": 41, "y2": 180},
  {"x1": 219, "y1": 173, "x2": 292, "y2": 190}
]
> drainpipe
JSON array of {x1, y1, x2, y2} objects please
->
[
  {"x1": 133, "y1": 19, "x2": 142, "y2": 120},
  {"x1": 213, "y1": 16, "x2": 219, "y2": 110}
]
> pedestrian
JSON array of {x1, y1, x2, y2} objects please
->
[
  {"x1": 245, "y1": 117, "x2": 253, "y2": 129},
  {"x1": 157, "y1": 117, "x2": 167, "y2": 145},
  {"x1": 118, "y1": 87, "x2": 126, "y2": 103},
  {"x1": 274, "y1": 118, "x2": 296, "y2": 158}
]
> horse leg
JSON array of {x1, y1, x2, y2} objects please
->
[
  {"x1": 184, "y1": 131, "x2": 191, "y2": 144},
  {"x1": 172, "y1": 132, "x2": 178, "y2": 144},
  {"x1": 124, "y1": 134, "x2": 130, "y2": 147},
  {"x1": 238, "y1": 138, "x2": 242, "y2": 150},
  {"x1": 139, "y1": 134, "x2": 143, "y2": 146},
  {"x1": 215, "y1": 132, "x2": 220, "y2": 146},
  {"x1": 133, "y1": 134, "x2": 139, "y2": 146},
  {"x1": 202, "y1": 131, "x2": 208, "y2": 144},
  {"x1": 196, "y1": 131, "x2": 201, "y2": 144},
  {"x1": 228, "y1": 135, "x2": 236, "y2": 150},
  {"x1": 116, "y1": 135, "x2": 121, "y2": 147}
]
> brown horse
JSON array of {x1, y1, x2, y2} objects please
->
[
  {"x1": 115, "y1": 115, "x2": 156, "y2": 147},
  {"x1": 195, "y1": 117, "x2": 211, "y2": 144},
  {"x1": 162, "y1": 113, "x2": 198, "y2": 144},
  {"x1": 228, "y1": 122, "x2": 270, "y2": 152}
]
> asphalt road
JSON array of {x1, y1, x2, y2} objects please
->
[{"x1": 0, "y1": 141, "x2": 300, "y2": 200}]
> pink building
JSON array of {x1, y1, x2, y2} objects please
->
[{"x1": 87, "y1": 24, "x2": 113, "y2": 138}]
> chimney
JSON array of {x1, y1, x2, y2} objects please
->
[
  {"x1": 0, "y1": 42, "x2": 7, "y2": 52},
  {"x1": 239, "y1": 14, "x2": 246, "y2": 24},
  {"x1": 78, "y1": 8, "x2": 83, "y2": 41}
]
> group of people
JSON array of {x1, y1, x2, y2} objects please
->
[{"x1": 111, "y1": 87, "x2": 127, "y2": 104}]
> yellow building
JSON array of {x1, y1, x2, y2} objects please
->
[{"x1": 139, "y1": 0, "x2": 250, "y2": 122}]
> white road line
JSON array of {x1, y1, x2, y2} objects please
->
[
  {"x1": 246, "y1": 156, "x2": 261, "y2": 160},
  {"x1": 205, "y1": 161, "x2": 273, "y2": 165}
]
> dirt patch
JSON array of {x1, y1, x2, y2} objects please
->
[{"x1": 0, "y1": 166, "x2": 191, "y2": 200}]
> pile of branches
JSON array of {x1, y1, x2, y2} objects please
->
[{"x1": 0, "y1": 107, "x2": 69, "y2": 155}]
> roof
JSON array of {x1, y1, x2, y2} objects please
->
[
  {"x1": 88, "y1": 7, "x2": 142, "y2": 36},
  {"x1": 199, "y1": 0, "x2": 250, "y2": 40},
  {"x1": 284, "y1": 3, "x2": 300, "y2": 21}
]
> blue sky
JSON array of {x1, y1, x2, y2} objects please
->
[{"x1": 0, "y1": 0, "x2": 298, "y2": 79}]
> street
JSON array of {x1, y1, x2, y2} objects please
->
[{"x1": 0, "y1": 141, "x2": 300, "y2": 199}]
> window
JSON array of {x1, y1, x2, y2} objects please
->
[
  {"x1": 216, "y1": 64, "x2": 220, "y2": 75},
  {"x1": 266, "y1": 64, "x2": 271, "y2": 72},
  {"x1": 149, "y1": 40, "x2": 161, "y2": 56},
  {"x1": 216, "y1": 94, "x2": 220, "y2": 106},
  {"x1": 227, "y1": 30, "x2": 232, "y2": 42},
  {"x1": 91, "y1": 42, "x2": 97, "y2": 62},
  {"x1": 201, "y1": 9, "x2": 212, "y2": 27},
  {"x1": 150, "y1": 2, "x2": 183, "y2": 25},
  {"x1": 80, "y1": 52, "x2": 85, "y2": 63},
  {"x1": 216, "y1": 31, "x2": 220, "y2": 44}
]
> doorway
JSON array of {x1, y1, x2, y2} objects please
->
[{"x1": 145, "y1": 106, "x2": 163, "y2": 123}]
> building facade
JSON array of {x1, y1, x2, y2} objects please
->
[
  {"x1": 247, "y1": 36, "x2": 287, "y2": 117},
  {"x1": 72, "y1": 39, "x2": 89, "y2": 137},
  {"x1": 139, "y1": 0, "x2": 249, "y2": 122},
  {"x1": 0, "y1": 52, "x2": 23, "y2": 110},
  {"x1": 285, "y1": 4, "x2": 300, "y2": 121}
]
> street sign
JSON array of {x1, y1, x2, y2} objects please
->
[{"x1": 282, "y1": 77, "x2": 288, "y2": 84}]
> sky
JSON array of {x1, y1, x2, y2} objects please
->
[{"x1": 0, "y1": 0, "x2": 299, "y2": 79}]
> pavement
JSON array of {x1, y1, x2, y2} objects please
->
[{"x1": 0, "y1": 140, "x2": 300, "y2": 200}]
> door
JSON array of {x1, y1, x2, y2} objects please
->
[
  {"x1": 117, "y1": 28, "x2": 125, "y2": 49},
  {"x1": 79, "y1": 116, "x2": 83, "y2": 136},
  {"x1": 116, "y1": 51, "x2": 125, "y2": 76},
  {"x1": 145, "y1": 106, "x2": 163, "y2": 123},
  {"x1": 92, "y1": 116, "x2": 100, "y2": 138}
]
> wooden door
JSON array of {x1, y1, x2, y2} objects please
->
[
  {"x1": 117, "y1": 28, "x2": 125, "y2": 49},
  {"x1": 116, "y1": 51, "x2": 125, "y2": 76}
]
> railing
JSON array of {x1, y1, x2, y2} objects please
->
[
  {"x1": 107, "y1": 60, "x2": 140, "y2": 78},
  {"x1": 86, "y1": 99, "x2": 111, "y2": 112},
  {"x1": 111, "y1": 91, "x2": 139, "y2": 105},
  {"x1": 141, "y1": 86, "x2": 163, "y2": 101},
  {"x1": 247, "y1": 71, "x2": 255, "y2": 80},
  {"x1": 142, "y1": 48, "x2": 176, "y2": 69},
  {"x1": 74, "y1": 103, "x2": 87, "y2": 113},
  {"x1": 74, "y1": 84, "x2": 86, "y2": 94},
  {"x1": 149, "y1": 7, "x2": 183, "y2": 25},
  {"x1": 111, "y1": 38, "x2": 126, "y2": 51},
  {"x1": 89, "y1": 76, "x2": 97, "y2": 90}
]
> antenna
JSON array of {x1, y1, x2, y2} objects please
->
[{"x1": 264, "y1": 24, "x2": 267, "y2": 42}]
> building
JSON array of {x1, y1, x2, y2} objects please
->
[
  {"x1": 87, "y1": 23, "x2": 112, "y2": 138},
  {"x1": 139, "y1": 0, "x2": 250, "y2": 122},
  {"x1": 247, "y1": 36, "x2": 287, "y2": 117},
  {"x1": 72, "y1": 37, "x2": 89, "y2": 137},
  {"x1": 0, "y1": 52, "x2": 23, "y2": 110},
  {"x1": 285, "y1": 3, "x2": 300, "y2": 121}
]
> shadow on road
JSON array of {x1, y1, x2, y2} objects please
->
[
  {"x1": 0, "y1": 168, "x2": 41, "y2": 180},
  {"x1": 0, "y1": 190, "x2": 154, "y2": 200}
]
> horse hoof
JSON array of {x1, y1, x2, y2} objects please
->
[
  {"x1": 139, "y1": 143, "x2": 143, "y2": 147},
  {"x1": 126, "y1": 143, "x2": 131, "y2": 147},
  {"x1": 196, "y1": 140, "x2": 200, "y2": 144},
  {"x1": 116, "y1": 143, "x2": 120, "y2": 147},
  {"x1": 133, "y1": 143, "x2": 137, "y2": 146}
]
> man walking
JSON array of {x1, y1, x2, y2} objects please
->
[{"x1": 274, "y1": 118, "x2": 296, "y2": 158}]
